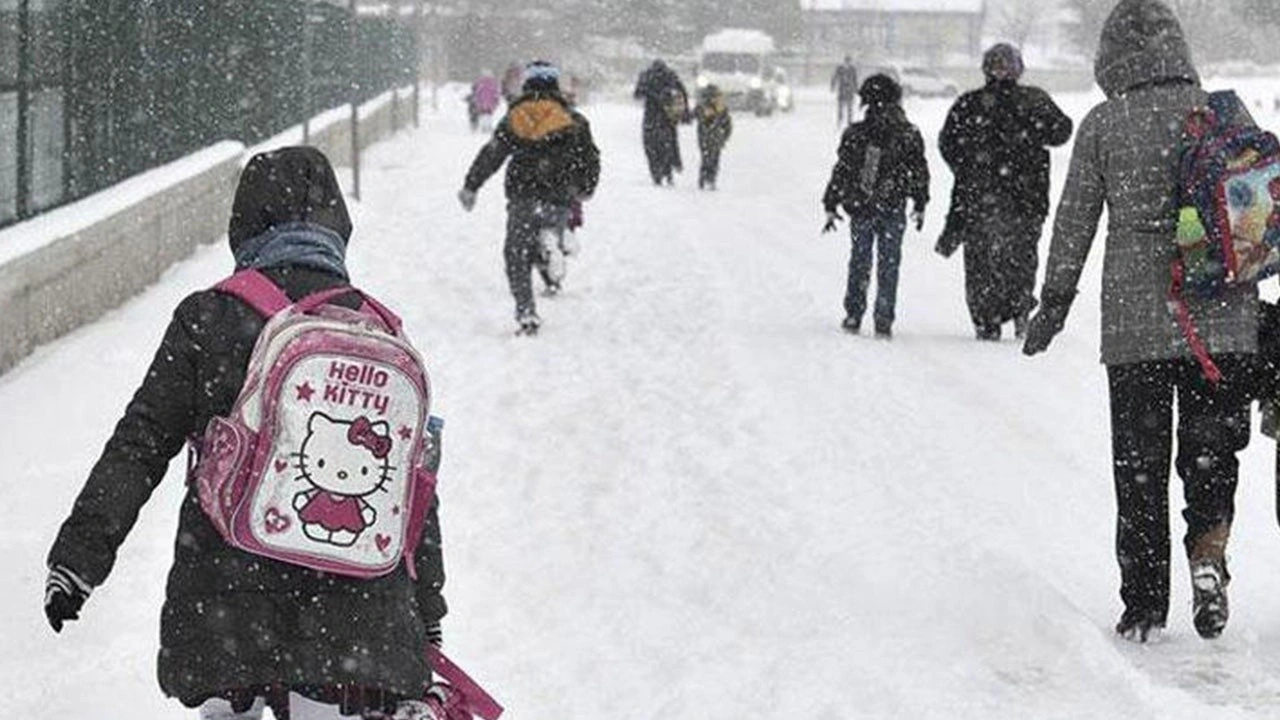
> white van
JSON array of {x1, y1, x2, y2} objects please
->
[{"x1": 695, "y1": 29, "x2": 780, "y2": 116}]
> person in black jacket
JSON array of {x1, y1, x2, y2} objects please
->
[
  {"x1": 939, "y1": 43, "x2": 1073, "y2": 341},
  {"x1": 633, "y1": 59, "x2": 689, "y2": 186},
  {"x1": 43, "y1": 147, "x2": 447, "y2": 719},
  {"x1": 459, "y1": 61, "x2": 601, "y2": 336},
  {"x1": 823, "y1": 74, "x2": 930, "y2": 339}
]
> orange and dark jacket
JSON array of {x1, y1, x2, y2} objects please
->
[{"x1": 463, "y1": 91, "x2": 601, "y2": 204}]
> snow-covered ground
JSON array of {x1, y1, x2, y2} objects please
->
[{"x1": 6, "y1": 78, "x2": 1280, "y2": 719}]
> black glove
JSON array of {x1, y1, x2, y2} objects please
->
[
  {"x1": 45, "y1": 564, "x2": 92, "y2": 633},
  {"x1": 910, "y1": 206, "x2": 925, "y2": 232},
  {"x1": 1022, "y1": 290, "x2": 1077, "y2": 356},
  {"x1": 822, "y1": 209, "x2": 843, "y2": 234}
]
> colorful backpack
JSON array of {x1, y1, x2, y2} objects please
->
[
  {"x1": 191, "y1": 270, "x2": 438, "y2": 579},
  {"x1": 1171, "y1": 90, "x2": 1280, "y2": 382}
]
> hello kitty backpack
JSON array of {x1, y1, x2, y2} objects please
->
[{"x1": 190, "y1": 269, "x2": 437, "y2": 579}]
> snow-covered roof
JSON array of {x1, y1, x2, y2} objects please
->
[
  {"x1": 802, "y1": 0, "x2": 984, "y2": 13},
  {"x1": 700, "y1": 29, "x2": 777, "y2": 55}
]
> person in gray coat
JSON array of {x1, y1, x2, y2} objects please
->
[{"x1": 1022, "y1": 0, "x2": 1256, "y2": 643}]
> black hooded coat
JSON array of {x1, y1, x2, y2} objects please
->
[
  {"x1": 633, "y1": 61, "x2": 688, "y2": 182},
  {"x1": 46, "y1": 147, "x2": 446, "y2": 710}
]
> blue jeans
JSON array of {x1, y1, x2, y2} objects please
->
[{"x1": 844, "y1": 211, "x2": 905, "y2": 328}]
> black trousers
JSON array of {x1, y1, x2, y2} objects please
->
[
  {"x1": 505, "y1": 200, "x2": 568, "y2": 319},
  {"x1": 963, "y1": 211, "x2": 1044, "y2": 332},
  {"x1": 1106, "y1": 356, "x2": 1251, "y2": 622},
  {"x1": 699, "y1": 144, "x2": 723, "y2": 188}
]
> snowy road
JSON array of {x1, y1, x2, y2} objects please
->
[{"x1": 6, "y1": 83, "x2": 1280, "y2": 718}]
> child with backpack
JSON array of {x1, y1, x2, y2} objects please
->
[
  {"x1": 1023, "y1": 0, "x2": 1260, "y2": 643},
  {"x1": 821, "y1": 74, "x2": 929, "y2": 339},
  {"x1": 42, "y1": 147, "x2": 478, "y2": 719},
  {"x1": 695, "y1": 84, "x2": 732, "y2": 191},
  {"x1": 458, "y1": 61, "x2": 601, "y2": 336}
]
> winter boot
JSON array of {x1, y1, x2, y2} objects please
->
[
  {"x1": 975, "y1": 324, "x2": 1002, "y2": 341},
  {"x1": 841, "y1": 316, "x2": 861, "y2": 335},
  {"x1": 515, "y1": 312, "x2": 541, "y2": 336},
  {"x1": 874, "y1": 321, "x2": 893, "y2": 340},
  {"x1": 1189, "y1": 522, "x2": 1231, "y2": 639},
  {"x1": 539, "y1": 229, "x2": 566, "y2": 285},
  {"x1": 1191, "y1": 559, "x2": 1229, "y2": 639},
  {"x1": 1115, "y1": 608, "x2": 1166, "y2": 643}
]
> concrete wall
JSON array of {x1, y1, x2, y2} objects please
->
[{"x1": 0, "y1": 88, "x2": 415, "y2": 376}]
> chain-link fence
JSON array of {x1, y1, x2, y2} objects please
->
[{"x1": 0, "y1": 0, "x2": 417, "y2": 230}]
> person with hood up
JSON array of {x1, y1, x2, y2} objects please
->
[
  {"x1": 633, "y1": 59, "x2": 689, "y2": 186},
  {"x1": 42, "y1": 147, "x2": 448, "y2": 718},
  {"x1": 831, "y1": 55, "x2": 859, "y2": 127},
  {"x1": 694, "y1": 84, "x2": 733, "y2": 191},
  {"x1": 458, "y1": 61, "x2": 601, "y2": 336},
  {"x1": 1023, "y1": 0, "x2": 1257, "y2": 643},
  {"x1": 939, "y1": 43, "x2": 1073, "y2": 342},
  {"x1": 822, "y1": 74, "x2": 930, "y2": 339}
]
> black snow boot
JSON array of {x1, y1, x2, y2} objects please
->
[
  {"x1": 841, "y1": 316, "x2": 861, "y2": 334},
  {"x1": 1191, "y1": 558, "x2": 1230, "y2": 639},
  {"x1": 1115, "y1": 608, "x2": 1165, "y2": 643}
]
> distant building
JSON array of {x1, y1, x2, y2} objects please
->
[{"x1": 801, "y1": 0, "x2": 986, "y2": 63}]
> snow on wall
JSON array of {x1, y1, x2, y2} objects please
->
[{"x1": 0, "y1": 87, "x2": 417, "y2": 376}]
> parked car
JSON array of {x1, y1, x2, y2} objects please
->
[
  {"x1": 895, "y1": 65, "x2": 960, "y2": 98},
  {"x1": 867, "y1": 65, "x2": 959, "y2": 99}
]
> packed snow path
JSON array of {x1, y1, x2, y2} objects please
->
[{"x1": 7, "y1": 83, "x2": 1280, "y2": 718}]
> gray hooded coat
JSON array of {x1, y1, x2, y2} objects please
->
[{"x1": 1040, "y1": 0, "x2": 1257, "y2": 366}]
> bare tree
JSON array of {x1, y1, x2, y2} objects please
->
[{"x1": 989, "y1": 0, "x2": 1052, "y2": 48}]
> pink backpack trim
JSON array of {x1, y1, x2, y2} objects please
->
[
  {"x1": 429, "y1": 647, "x2": 504, "y2": 720},
  {"x1": 215, "y1": 269, "x2": 295, "y2": 316}
]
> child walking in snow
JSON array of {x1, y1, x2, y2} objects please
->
[
  {"x1": 43, "y1": 147, "x2": 450, "y2": 719},
  {"x1": 458, "y1": 61, "x2": 601, "y2": 336},
  {"x1": 822, "y1": 74, "x2": 929, "y2": 339},
  {"x1": 695, "y1": 84, "x2": 732, "y2": 191}
]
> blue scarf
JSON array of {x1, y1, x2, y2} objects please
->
[{"x1": 233, "y1": 221, "x2": 349, "y2": 281}]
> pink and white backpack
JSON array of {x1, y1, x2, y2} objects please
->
[{"x1": 191, "y1": 269, "x2": 437, "y2": 579}]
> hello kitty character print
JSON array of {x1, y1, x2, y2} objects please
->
[
  {"x1": 191, "y1": 270, "x2": 438, "y2": 579},
  {"x1": 292, "y1": 413, "x2": 395, "y2": 546}
]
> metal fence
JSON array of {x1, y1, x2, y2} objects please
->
[{"x1": 0, "y1": 0, "x2": 417, "y2": 230}]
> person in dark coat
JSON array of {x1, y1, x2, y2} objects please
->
[
  {"x1": 459, "y1": 61, "x2": 601, "y2": 335},
  {"x1": 1023, "y1": 0, "x2": 1256, "y2": 643},
  {"x1": 695, "y1": 84, "x2": 733, "y2": 191},
  {"x1": 831, "y1": 55, "x2": 859, "y2": 127},
  {"x1": 43, "y1": 147, "x2": 447, "y2": 718},
  {"x1": 633, "y1": 59, "x2": 689, "y2": 186},
  {"x1": 939, "y1": 43, "x2": 1073, "y2": 341},
  {"x1": 822, "y1": 74, "x2": 930, "y2": 339}
]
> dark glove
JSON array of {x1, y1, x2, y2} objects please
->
[
  {"x1": 910, "y1": 206, "x2": 925, "y2": 232},
  {"x1": 822, "y1": 209, "x2": 843, "y2": 234},
  {"x1": 457, "y1": 188, "x2": 477, "y2": 212},
  {"x1": 45, "y1": 564, "x2": 92, "y2": 633},
  {"x1": 567, "y1": 199, "x2": 584, "y2": 231},
  {"x1": 426, "y1": 619, "x2": 443, "y2": 648},
  {"x1": 1022, "y1": 290, "x2": 1076, "y2": 356}
]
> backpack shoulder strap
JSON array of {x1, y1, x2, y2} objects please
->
[{"x1": 214, "y1": 269, "x2": 292, "y2": 317}]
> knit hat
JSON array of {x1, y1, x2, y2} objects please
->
[
  {"x1": 859, "y1": 74, "x2": 902, "y2": 107},
  {"x1": 983, "y1": 43, "x2": 1024, "y2": 82},
  {"x1": 523, "y1": 60, "x2": 561, "y2": 92}
]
